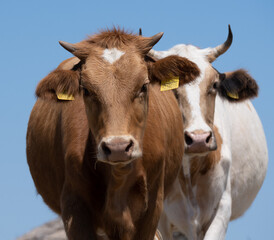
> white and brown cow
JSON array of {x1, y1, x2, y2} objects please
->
[{"x1": 149, "y1": 26, "x2": 268, "y2": 240}]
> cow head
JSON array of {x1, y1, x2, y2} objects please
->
[
  {"x1": 36, "y1": 28, "x2": 200, "y2": 164},
  {"x1": 149, "y1": 25, "x2": 258, "y2": 156}
]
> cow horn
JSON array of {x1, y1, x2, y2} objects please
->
[
  {"x1": 139, "y1": 28, "x2": 142, "y2": 36},
  {"x1": 59, "y1": 41, "x2": 78, "y2": 54},
  {"x1": 140, "y1": 32, "x2": 164, "y2": 54},
  {"x1": 207, "y1": 25, "x2": 233, "y2": 63},
  {"x1": 148, "y1": 32, "x2": 164, "y2": 48}
]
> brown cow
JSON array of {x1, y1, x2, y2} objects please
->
[{"x1": 26, "y1": 28, "x2": 200, "y2": 240}]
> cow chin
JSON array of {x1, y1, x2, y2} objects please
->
[
  {"x1": 96, "y1": 158, "x2": 139, "y2": 167},
  {"x1": 96, "y1": 152, "x2": 142, "y2": 166},
  {"x1": 97, "y1": 135, "x2": 142, "y2": 166}
]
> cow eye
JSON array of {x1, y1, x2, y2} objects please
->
[
  {"x1": 81, "y1": 86, "x2": 90, "y2": 97},
  {"x1": 213, "y1": 82, "x2": 218, "y2": 90},
  {"x1": 84, "y1": 88, "x2": 90, "y2": 97},
  {"x1": 140, "y1": 83, "x2": 149, "y2": 93},
  {"x1": 208, "y1": 81, "x2": 219, "y2": 95},
  {"x1": 136, "y1": 80, "x2": 150, "y2": 99}
]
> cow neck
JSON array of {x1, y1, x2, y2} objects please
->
[
  {"x1": 179, "y1": 165, "x2": 201, "y2": 236},
  {"x1": 103, "y1": 164, "x2": 134, "y2": 236},
  {"x1": 189, "y1": 126, "x2": 222, "y2": 185},
  {"x1": 179, "y1": 126, "x2": 222, "y2": 234},
  {"x1": 105, "y1": 164, "x2": 133, "y2": 208},
  {"x1": 103, "y1": 161, "x2": 148, "y2": 237}
]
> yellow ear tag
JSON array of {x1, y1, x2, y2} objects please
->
[
  {"x1": 227, "y1": 91, "x2": 239, "y2": 99},
  {"x1": 57, "y1": 93, "x2": 75, "y2": 101},
  {"x1": 161, "y1": 77, "x2": 179, "y2": 91}
]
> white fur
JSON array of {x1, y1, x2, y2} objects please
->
[
  {"x1": 184, "y1": 79, "x2": 212, "y2": 133},
  {"x1": 149, "y1": 47, "x2": 268, "y2": 240},
  {"x1": 102, "y1": 48, "x2": 125, "y2": 64}
]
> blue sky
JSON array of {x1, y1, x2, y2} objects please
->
[{"x1": 1, "y1": 0, "x2": 273, "y2": 239}]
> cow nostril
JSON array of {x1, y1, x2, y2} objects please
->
[
  {"x1": 206, "y1": 132, "x2": 212, "y2": 143},
  {"x1": 102, "y1": 142, "x2": 111, "y2": 156},
  {"x1": 125, "y1": 140, "x2": 134, "y2": 153},
  {"x1": 185, "y1": 133, "x2": 193, "y2": 146}
]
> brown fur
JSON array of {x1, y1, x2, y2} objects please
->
[
  {"x1": 148, "y1": 55, "x2": 200, "y2": 85},
  {"x1": 87, "y1": 28, "x2": 138, "y2": 49},
  {"x1": 27, "y1": 29, "x2": 199, "y2": 240},
  {"x1": 63, "y1": 28, "x2": 164, "y2": 60},
  {"x1": 219, "y1": 69, "x2": 259, "y2": 101},
  {"x1": 199, "y1": 68, "x2": 219, "y2": 130},
  {"x1": 36, "y1": 69, "x2": 80, "y2": 100}
]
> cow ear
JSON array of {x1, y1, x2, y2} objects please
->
[
  {"x1": 36, "y1": 58, "x2": 82, "y2": 101},
  {"x1": 148, "y1": 55, "x2": 200, "y2": 85},
  {"x1": 218, "y1": 69, "x2": 258, "y2": 102}
]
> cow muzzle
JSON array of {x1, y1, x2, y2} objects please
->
[
  {"x1": 184, "y1": 130, "x2": 217, "y2": 154},
  {"x1": 97, "y1": 135, "x2": 142, "y2": 165}
]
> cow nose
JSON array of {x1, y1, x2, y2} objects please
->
[
  {"x1": 184, "y1": 130, "x2": 215, "y2": 153},
  {"x1": 100, "y1": 137, "x2": 134, "y2": 162}
]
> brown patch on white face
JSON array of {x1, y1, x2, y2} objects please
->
[{"x1": 198, "y1": 67, "x2": 219, "y2": 130}]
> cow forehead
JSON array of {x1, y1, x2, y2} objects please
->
[
  {"x1": 165, "y1": 44, "x2": 213, "y2": 82},
  {"x1": 102, "y1": 48, "x2": 125, "y2": 64},
  {"x1": 82, "y1": 49, "x2": 148, "y2": 97},
  {"x1": 86, "y1": 47, "x2": 146, "y2": 74},
  {"x1": 168, "y1": 44, "x2": 208, "y2": 68},
  {"x1": 166, "y1": 44, "x2": 220, "y2": 91}
]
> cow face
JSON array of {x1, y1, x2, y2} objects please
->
[
  {"x1": 37, "y1": 29, "x2": 199, "y2": 165},
  {"x1": 149, "y1": 25, "x2": 258, "y2": 156},
  {"x1": 80, "y1": 49, "x2": 151, "y2": 165},
  {"x1": 175, "y1": 61, "x2": 220, "y2": 154}
]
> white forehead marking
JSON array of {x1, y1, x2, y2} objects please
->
[
  {"x1": 150, "y1": 45, "x2": 212, "y2": 132},
  {"x1": 102, "y1": 48, "x2": 125, "y2": 64}
]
